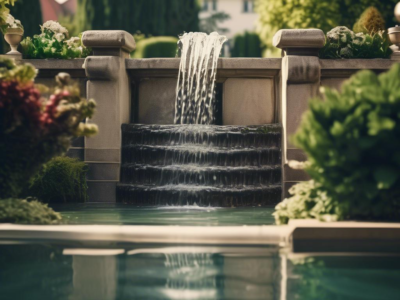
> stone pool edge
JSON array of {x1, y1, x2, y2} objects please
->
[{"x1": 1, "y1": 220, "x2": 400, "y2": 253}]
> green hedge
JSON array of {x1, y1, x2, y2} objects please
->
[
  {"x1": 231, "y1": 32, "x2": 262, "y2": 57},
  {"x1": 132, "y1": 36, "x2": 178, "y2": 58},
  {"x1": 27, "y1": 157, "x2": 88, "y2": 203}
]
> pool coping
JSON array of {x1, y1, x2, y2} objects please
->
[{"x1": 0, "y1": 220, "x2": 400, "y2": 252}]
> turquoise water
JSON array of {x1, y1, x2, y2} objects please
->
[
  {"x1": 54, "y1": 204, "x2": 276, "y2": 226},
  {"x1": 1, "y1": 243, "x2": 400, "y2": 300}
]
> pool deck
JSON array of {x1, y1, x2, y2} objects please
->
[{"x1": 1, "y1": 220, "x2": 400, "y2": 252}]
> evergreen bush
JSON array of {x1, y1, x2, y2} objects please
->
[
  {"x1": 231, "y1": 31, "x2": 262, "y2": 57},
  {"x1": 353, "y1": 7, "x2": 386, "y2": 35},
  {"x1": 275, "y1": 64, "x2": 400, "y2": 224},
  {"x1": 0, "y1": 199, "x2": 63, "y2": 224},
  {"x1": 27, "y1": 157, "x2": 88, "y2": 204},
  {"x1": 131, "y1": 36, "x2": 178, "y2": 58}
]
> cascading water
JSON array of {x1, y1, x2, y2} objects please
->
[
  {"x1": 174, "y1": 32, "x2": 227, "y2": 125},
  {"x1": 117, "y1": 32, "x2": 282, "y2": 206}
]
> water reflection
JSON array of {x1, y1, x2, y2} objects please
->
[{"x1": 1, "y1": 243, "x2": 400, "y2": 300}]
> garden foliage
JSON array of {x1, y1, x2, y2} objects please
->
[
  {"x1": 275, "y1": 64, "x2": 400, "y2": 223},
  {"x1": 231, "y1": 31, "x2": 262, "y2": 58},
  {"x1": 131, "y1": 36, "x2": 178, "y2": 58},
  {"x1": 353, "y1": 7, "x2": 386, "y2": 35},
  {"x1": 319, "y1": 26, "x2": 391, "y2": 59},
  {"x1": 27, "y1": 157, "x2": 89, "y2": 204},
  {"x1": 76, "y1": 0, "x2": 200, "y2": 37},
  {"x1": 255, "y1": 0, "x2": 398, "y2": 54},
  {"x1": 0, "y1": 199, "x2": 63, "y2": 224},
  {"x1": 0, "y1": 57, "x2": 97, "y2": 198},
  {"x1": 0, "y1": 0, "x2": 15, "y2": 31},
  {"x1": 21, "y1": 21, "x2": 90, "y2": 59}
]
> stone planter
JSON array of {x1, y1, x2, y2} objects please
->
[{"x1": 4, "y1": 27, "x2": 24, "y2": 59}]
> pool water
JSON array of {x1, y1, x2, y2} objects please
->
[
  {"x1": 54, "y1": 204, "x2": 276, "y2": 226},
  {"x1": 1, "y1": 242, "x2": 399, "y2": 300}
]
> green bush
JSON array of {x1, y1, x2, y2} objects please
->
[
  {"x1": 255, "y1": 0, "x2": 398, "y2": 54},
  {"x1": 319, "y1": 26, "x2": 391, "y2": 59},
  {"x1": 274, "y1": 181, "x2": 337, "y2": 225},
  {"x1": 27, "y1": 157, "x2": 88, "y2": 203},
  {"x1": 353, "y1": 7, "x2": 386, "y2": 35},
  {"x1": 132, "y1": 36, "x2": 178, "y2": 58},
  {"x1": 0, "y1": 199, "x2": 63, "y2": 224},
  {"x1": 231, "y1": 31, "x2": 262, "y2": 58},
  {"x1": 276, "y1": 64, "x2": 400, "y2": 223}
]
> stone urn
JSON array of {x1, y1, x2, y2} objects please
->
[{"x1": 4, "y1": 27, "x2": 24, "y2": 58}]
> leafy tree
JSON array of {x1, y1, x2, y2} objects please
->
[
  {"x1": 76, "y1": 0, "x2": 200, "y2": 37},
  {"x1": 255, "y1": 0, "x2": 398, "y2": 54}
]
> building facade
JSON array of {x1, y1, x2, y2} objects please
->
[{"x1": 199, "y1": 0, "x2": 258, "y2": 39}]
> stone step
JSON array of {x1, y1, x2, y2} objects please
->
[
  {"x1": 120, "y1": 164, "x2": 281, "y2": 187},
  {"x1": 121, "y1": 145, "x2": 281, "y2": 167},
  {"x1": 116, "y1": 184, "x2": 282, "y2": 207},
  {"x1": 122, "y1": 124, "x2": 281, "y2": 148}
]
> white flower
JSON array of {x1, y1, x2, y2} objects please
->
[
  {"x1": 41, "y1": 20, "x2": 68, "y2": 35},
  {"x1": 65, "y1": 37, "x2": 80, "y2": 48},
  {"x1": 6, "y1": 14, "x2": 14, "y2": 26},
  {"x1": 55, "y1": 33, "x2": 65, "y2": 42},
  {"x1": 51, "y1": 47, "x2": 57, "y2": 53}
]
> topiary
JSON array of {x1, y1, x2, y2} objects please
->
[
  {"x1": 131, "y1": 36, "x2": 178, "y2": 58},
  {"x1": 231, "y1": 31, "x2": 263, "y2": 58},
  {"x1": 290, "y1": 63, "x2": 400, "y2": 222},
  {"x1": 0, "y1": 198, "x2": 63, "y2": 224},
  {"x1": 353, "y1": 7, "x2": 386, "y2": 35},
  {"x1": 26, "y1": 156, "x2": 88, "y2": 203}
]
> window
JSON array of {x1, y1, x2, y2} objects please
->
[
  {"x1": 202, "y1": 0, "x2": 209, "y2": 11},
  {"x1": 243, "y1": 0, "x2": 254, "y2": 13},
  {"x1": 212, "y1": 0, "x2": 218, "y2": 11}
]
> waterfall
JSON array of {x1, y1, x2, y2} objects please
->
[{"x1": 174, "y1": 32, "x2": 227, "y2": 125}]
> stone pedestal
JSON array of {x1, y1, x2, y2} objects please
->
[
  {"x1": 82, "y1": 30, "x2": 136, "y2": 202},
  {"x1": 273, "y1": 29, "x2": 325, "y2": 197}
]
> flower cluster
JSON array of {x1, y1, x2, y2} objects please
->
[
  {"x1": 0, "y1": 57, "x2": 97, "y2": 197},
  {"x1": 3, "y1": 13, "x2": 22, "y2": 32},
  {"x1": 0, "y1": 0, "x2": 15, "y2": 32},
  {"x1": 21, "y1": 21, "x2": 90, "y2": 59},
  {"x1": 319, "y1": 26, "x2": 391, "y2": 59}
]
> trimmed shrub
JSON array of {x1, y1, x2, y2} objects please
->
[
  {"x1": 319, "y1": 26, "x2": 391, "y2": 59},
  {"x1": 27, "y1": 157, "x2": 88, "y2": 203},
  {"x1": 353, "y1": 7, "x2": 386, "y2": 35},
  {"x1": 0, "y1": 199, "x2": 63, "y2": 224},
  {"x1": 231, "y1": 31, "x2": 262, "y2": 58},
  {"x1": 132, "y1": 36, "x2": 178, "y2": 58},
  {"x1": 276, "y1": 63, "x2": 400, "y2": 224}
]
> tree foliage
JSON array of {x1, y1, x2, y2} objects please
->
[
  {"x1": 255, "y1": 0, "x2": 398, "y2": 53},
  {"x1": 76, "y1": 0, "x2": 200, "y2": 37}
]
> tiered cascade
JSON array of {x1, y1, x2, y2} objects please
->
[{"x1": 117, "y1": 124, "x2": 282, "y2": 206}]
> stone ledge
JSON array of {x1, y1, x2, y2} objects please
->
[
  {"x1": 22, "y1": 58, "x2": 85, "y2": 69},
  {"x1": 289, "y1": 220, "x2": 400, "y2": 253},
  {"x1": 126, "y1": 58, "x2": 282, "y2": 70},
  {"x1": 82, "y1": 30, "x2": 136, "y2": 52},
  {"x1": 273, "y1": 29, "x2": 325, "y2": 50}
]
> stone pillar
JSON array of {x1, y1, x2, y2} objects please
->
[
  {"x1": 273, "y1": 29, "x2": 325, "y2": 197},
  {"x1": 82, "y1": 31, "x2": 135, "y2": 202}
]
